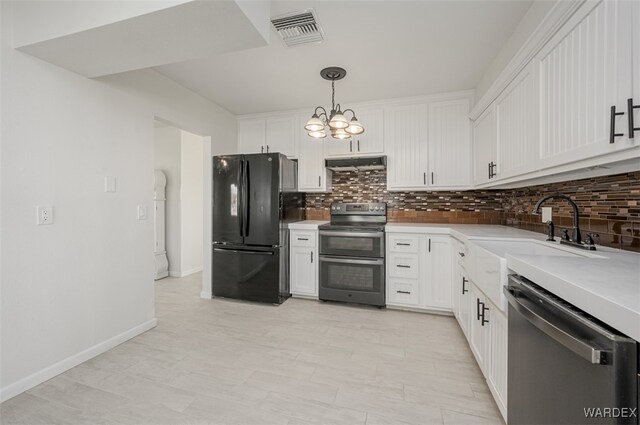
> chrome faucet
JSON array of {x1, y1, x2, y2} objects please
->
[{"x1": 532, "y1": 194, "x2": 596, "y2": 250}]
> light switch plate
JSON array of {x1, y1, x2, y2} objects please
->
[
  {"x1": 104, "y1": 176, "x2": 117, "y2": 192},
  {"x1": 37, "y1": 205, "x2": 54, "y2": 225},
  {"x1": 541, "y1": 207, "x2": 552, "y2": 222},
  {"x1": 137, "y1": 205, "x2": 148, "y2": 220}
]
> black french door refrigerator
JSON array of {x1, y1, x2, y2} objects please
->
[{"x1": 212, "y1": 153, "x2": 302, "y2": 303}]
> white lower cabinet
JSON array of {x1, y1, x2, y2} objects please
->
[
  {"x1": 386, "y1": 233, "x2": 452, "y2": 312},
  {"x1": 460, "y1": 280, "x2": 507, "y2": 422},
  {"x1": 289, "y1": 230, "x2": 318, "y2": 298},
  {"x1": 469, "y1": 283, "x2": 490, "y2": 372},
  {"x1": 488, "y1": 304, "x2": 508, "y2": 420}
]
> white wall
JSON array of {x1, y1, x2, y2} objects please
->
[
  {"x1": 475, "y1": 0, "x2": 555, "y2": 101},
  {"x1": 154, "y1": 126, "x2": 182, "y2": 274},
  {"x1": 180, "y1": 130, "x2": 204, "y2": 276},
  {"x1": 153, "y1": 127, "x2": 204, "y2": 277},
  {"x1": 0, "y1": 1, "x2": 236, "y2": 402}
]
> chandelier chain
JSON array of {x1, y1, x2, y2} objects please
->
[{"x1": 331, "y1": 80, "x2": 335, "y2": 112}]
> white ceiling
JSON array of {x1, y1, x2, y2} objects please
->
[{"x1": 155, "y1": 0, "x2": 533, "y2": 115}]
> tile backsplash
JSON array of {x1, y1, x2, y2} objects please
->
[
  {"x1": 502, "y1": 171, "x2": 640, "y2": 252},
  {"x1": 304, "y1": 170, "x2": 640, "y2": 252}
]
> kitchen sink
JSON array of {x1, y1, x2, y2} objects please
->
[
  {"x1": 472, "y1": 239, "x2": 597, "y2": 259},
  {"x1": 465, "y1": 239, "x2": 605, "y2": 312}
]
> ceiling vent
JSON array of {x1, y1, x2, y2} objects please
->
[{"x1": 271, "y1": 9, "x2": 325, "y2": 47}]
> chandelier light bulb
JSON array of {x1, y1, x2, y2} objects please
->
[
  {"x1": 332, "y1": 128, "x2": 351, "y2": 139},
  {"x1": 308, "y1": 130, "x2": 327, "y2": 139}
]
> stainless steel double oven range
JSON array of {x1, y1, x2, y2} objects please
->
[{"x1": 318, "y1": 203, "x2": 387, "y2": 307}]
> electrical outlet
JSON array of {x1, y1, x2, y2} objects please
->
[
  {"x1": 137, "y1": 205, "x2": 148, "y2": 220},
  {"x1": 541, "y1": 207, "x2": 552, "y2": 223},
  {"x1": 37, "y1": 205, "x2": 54, "y2": 225}
]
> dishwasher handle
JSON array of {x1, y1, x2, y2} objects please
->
[{"x1": 504, "y1": 286, "x2": 610, "y2": 365}]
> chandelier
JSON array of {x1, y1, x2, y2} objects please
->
[{"x1": 304, "y1": 67, "x2": 364, "y2": 139}]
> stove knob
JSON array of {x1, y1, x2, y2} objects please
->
[{"x1": 374, "y1": 206, "x2": 379, "y2": 211}]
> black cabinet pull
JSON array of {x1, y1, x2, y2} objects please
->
[
  {"x1": 350, "y1": 141, "x2": 353, "y2": 152},
  {"x1": 310, "y1": 252, "x2": 313, "y2": 263},
  {"x1": 357, "y1": 140, "x2": 360, "y2": 151},
  {"x1": 488, "y1": 162, "x2": 491, "y2": 179},
  {"x1": 261, "y1": 146, "x2": 264, "y2": 154},
  {"x1": 423, "y1": 172, "x2": 426, "y2": 185},
  {"x1": 431, "y1": 172, "x2": 434, "y2": 185},
  {"x1": 297, "y1": 238, "x2": 308, "y2": 241},
  {"x1": 488, "y1": 161, "x2": 497, "y2": 179},
  {"x1": 476, "y1": 298, "x2": 482, "y2": 320},
  {"x1": 397, "y1": 290, "x2": 411, "y2": 295},
  {"x1": 462, "y1": 277, "x2": 468, "y2": 294},
  {"x1": 396, "y1": 243, "x2": 411, "y2": 246},
  {"x1": 610, "y1": 105, "x2": 624, "y2": 143},
  {"x1": 628, "y1": 98, "x2": 640, "y2": 139},
  {"x1": 396, "y1": 264, "x2": 410, "y2": 268},
  {"x1": 481, "y1": 303, "x2": 489, "y2": 326},
  {"x1": 428, "y1": 238, "x2": 431, "y2": 252},
  {"x1": 318, "y1": 175, "x2": 321, "y2": 187},
  {"x1": 458, "y1": 252, "x2": 465, "y2": 257},
  {"x1": 266, "y1": 145, "x2": 270, "y2": 153}
]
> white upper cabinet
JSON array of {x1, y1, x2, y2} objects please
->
[
  {"x1": 473, "y1": 104, "x2": 498, "y2": 185},
  {"x1": 632, "y1": 0, "x2": 640, "y2": 143},
  {"x1": 238, "y1": 118, "x2": 266, "y2": 154},
  {"x1": 238, "y1": 116, "x2": 296, "y2": 158},
  {"x1": 325, "y1": 107, "x2": 384, "y2": 157},
  {"x1": 536, "y1": 0, "x2": 634, "y2": 166},
  {"x1": 428, "y1": 99, "x2": 472, "y2": 188},
  {"x1": 266, "y1": 116, "x2": 296, "y2": 157},
  {"x1": 296, "y1": 115, "x2": 332, "y2": 192},
  {"x1": 496, "y1": 61, "x2": 539, "y2": 179},
  {"x1": 385, "y1": 103, "x2": 430, "y2": 190}
]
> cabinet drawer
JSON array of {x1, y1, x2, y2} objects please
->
[
  {"x1": 290, "y1": 231, "x2": 316, "y2": 247},
  {"x1": 388, "y1": 253, "x2": 419, "y2": 278},
  {"x1": 388, "y1": 234, "x2": 420, "y2": 253},
  {"x1": 387, "y1": 277, "x2": 420, "y2": 306}
]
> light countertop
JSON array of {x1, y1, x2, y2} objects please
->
[
  {"x1": 288, "y1": 220, "x2": 328, "y2": 230},
  {"x1": 386, "y1": 223, "x2": 640, "y2": 341}
]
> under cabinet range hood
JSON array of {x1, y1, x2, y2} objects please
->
[{"x1": 325, "y1": 156, "x2": 387, "y2": 171}]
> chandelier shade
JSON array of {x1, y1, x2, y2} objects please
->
[
  {"x1": 305, "y1": 67, "x2": 364, "y2": 140},
  {"x1": 345, "y1": 117, "x2": 364, "y2": 135},
  {"x1": 304, "y1": 114, "x2": 324, "y2": 132}
]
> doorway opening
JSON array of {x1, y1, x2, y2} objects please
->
[{"x1": 153, "y1": 119, "x2": 206, "y2": 280}]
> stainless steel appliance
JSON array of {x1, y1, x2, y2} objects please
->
[
  {"x1": 318, "y1": 202, "x2": 386, "y2": 307},
  {"x1": 505, "y1": 275, "x2": 639, "y2": 425},
  {"x1": 212, "y1": 153, "x2": 303, "y2": 304}
]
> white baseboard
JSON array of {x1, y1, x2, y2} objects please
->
[
  {"x1": 200, "y1": 291, "x2": 212, "y2": 299},
  {"x1": 168, "y1": 266, "x2": 203, "y2": 278},
  {"x1": 0, "y1": 318, "x2": 157, "y2": 403}
]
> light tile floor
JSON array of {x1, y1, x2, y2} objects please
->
[{"x1": 1, "y1": 273, "x2": 504, "y2": 425}]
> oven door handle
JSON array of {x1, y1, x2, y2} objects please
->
[
  {"x1": 504, "y1": 287, "x2": 610, "y2": 365},
  {"x1": 319, "y1": 231, "x2": 383, "y2": 238},
  {"x1": 319, "y1": 256, "x2": 384, "y2": 265}
]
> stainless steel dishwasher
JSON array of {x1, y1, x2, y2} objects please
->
[{"x1": 504, "y1": 275, "x2": 639, "y2": 425}]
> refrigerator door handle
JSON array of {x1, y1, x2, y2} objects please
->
[
  {"x1": 213, "y1": 248, "x2": 274, "y2": 255},
  {"x1": 243, "y1": 159, "x2": 250, "y2": 237},
  {"x1": 238, "y1": 159, "x2": 244, "y2": 237}
]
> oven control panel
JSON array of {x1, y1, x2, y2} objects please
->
[{"x1": 330, "y1": 202, "x2": 387, "y2": 216}]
